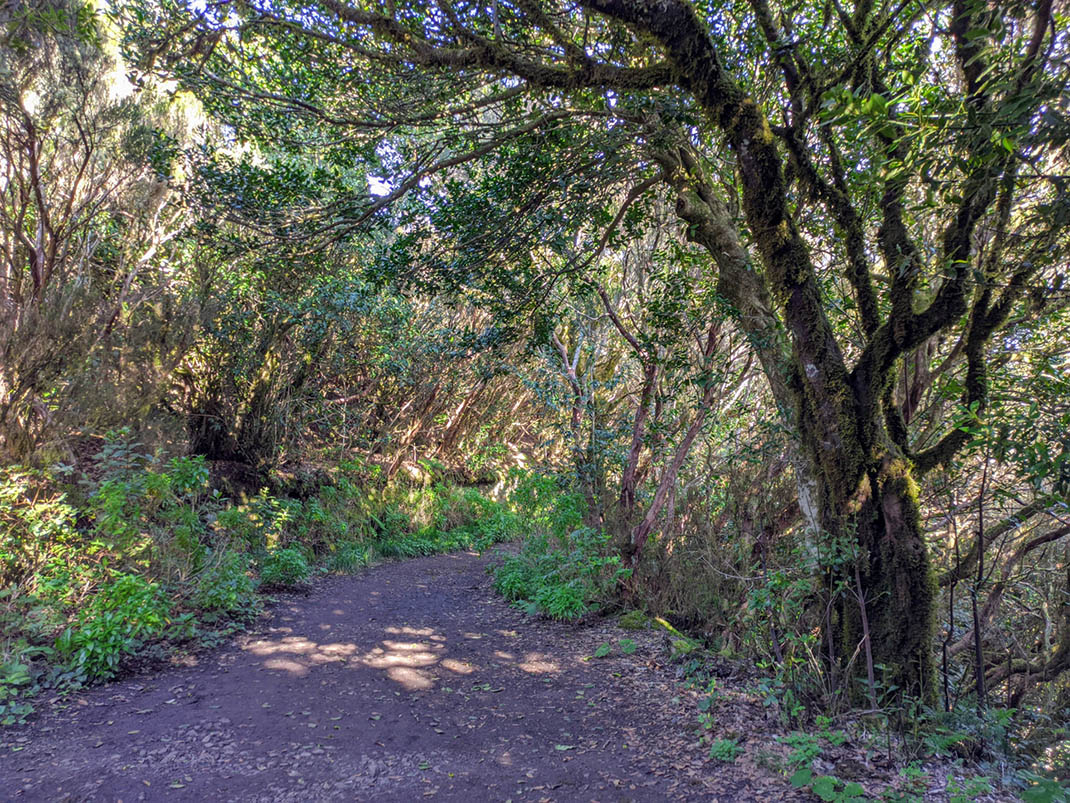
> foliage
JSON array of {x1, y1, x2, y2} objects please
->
[
  {"x1": 0, "y1": 423, "x2": 520, "y2": 714},
  {"x1": 0, "y1": 640, "x2": 47, "y2": 726},
  {"x1": 258, "y1": 547, "x2": 310, "y2": 588},
  {"x1": 54, "y1": 573, "x2": 174, "y2": 681},
  {"x1": 1018, "y1": 772, "x2": 1070, "y2": 803},
  {"x1": 708, "y1": 738, "x2": 743, "y2": 763},
  {"x1": 327, "y1": 542, "x2": 372, "y2": 574},
  {"x1": 493, "y1": 478, "x2": 629, "y2": 619},
  {"x1": 190, "y1": 550, "x2": 257, "y2": 617},
  {"x1": 0, "y1": 0, "x2": 204, "y2": 459},
  {"x1": 0, "y1": 466, "x2": 77, "y2": 586},
  {"x1": 789, "y1": 769, "x2": 866, "y2": 803},
  {"x1": 493, "y1": 525, "x2": 629, "y2": 620}
]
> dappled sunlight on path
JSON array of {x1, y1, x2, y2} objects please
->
[
  {"x1": 0, "y1": 551, "x2": 799, "y2": 802},
  {"x1": 243, "y1": 615, "x2": 561, "y2": 691}
]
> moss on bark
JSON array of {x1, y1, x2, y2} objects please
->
[{"x1": 840, "y1": 456, "x2": 938, "y2": 703}]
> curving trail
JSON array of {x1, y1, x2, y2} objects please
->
[{"x1": 0, "y1": 552, "x2": 801, "y2": 801}]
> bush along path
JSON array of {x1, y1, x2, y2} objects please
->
[{"x1": 0, "y1": 550, "x2": 806, "y2": 802}]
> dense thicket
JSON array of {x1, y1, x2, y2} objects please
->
[{"x1": 2, "y1": 0, "x2": 1069, "y2": 790}]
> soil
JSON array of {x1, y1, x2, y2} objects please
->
[{"x1": 0, "y1": 551, "x2": 806, "y2": 802}]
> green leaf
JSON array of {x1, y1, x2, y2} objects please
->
[
  {"x1": 592, "y1": 643, "x2": 611, "y2": 658},
  {"x1": 811, "y1": 776, "x2": 838, "y2": 801},
  {"x1": 1020, "y1": 776, "x2": 1070, "y2": 803},
  {"x1": 619, "y1": 638, "x2": 637, "y2": 655},
  {"x1": 790, "y1": 768, "x2": 813, "y2": 788},
  {"x1": 868, "y1": 93, "x2": 888, "y2": 115}
]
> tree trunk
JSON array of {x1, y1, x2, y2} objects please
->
[
  {"x1": 831, "y1": 454, "x2": 937, "y2": 703},
  {"x1": 434, "y1": 377, "x2": 487, "y2": 456},
  {"x1": 625, "y1": 381, "x2": 714, "y2": 567}
]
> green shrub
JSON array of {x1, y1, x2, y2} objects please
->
[
  {"x1": 363, "y1": 484, "x2": 517, "y2": 559},
  {"x1": 259, "y1": 547, "x2": 311, "y2": 587},
  {"x1": 377, "y1": 533, "x2": 437, "y2": 558},
  {"x1": 780, "y1": 731, "x2": 822, "y2": 770},
  {"x1": 0, "y1": 641, "x2": 50, "y2": 725},
  {"x1": 507, "y1": 469, "x2": 585, "y2": 538},
  {"x1": 294, "y1": 495, "x2": 349, "y2": 549},
  {"x1": 55, "y1": 573, "x2": 172, "y2": 681},
  {"x1": 216, "y1": 490, "x2": 295, "y2": 552},
  {"x1": 461, "y1": 490, "x2": 521, "y2": 549},
  {"x1": 0, "y1": 466, "x2": 78, "y2": 586},
  {"x1": 493, "y1": 554, "x2": 537, "y2": 600},
  {"x1": 492, "y1": 526, "x2": 629, "y2": 620},
  {"x1": 166, "y1": 455, "x2": 211, "y2": 497},
  {"x1": 369, "y1": 504, "x2": 411, "y2": 540},
  {"x1": 328, "y1": 542, "x2": 371, "y2": 573},
  {"x1": 214, "y1": 504, "x2": 263, "y2": 549},
  {"x1": 709, "y1": 738, "x2": 744, "y2": 762},
  {"x1": 88, "y1": 456, "x2": 208, "y2": 550},
  {"x1": 191, "y1": 550, "x2": 257, "y2": 616},
  {"x1": 534, "y1": 580, "x2": 587, "y2": 619}
]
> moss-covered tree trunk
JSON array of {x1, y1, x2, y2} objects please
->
[
  {"x1": 648, "y1": 137, "x2": 939, "y2": 697},
  {"x1": 827, "y1": 453, "x2": 937, "y2": 701}
]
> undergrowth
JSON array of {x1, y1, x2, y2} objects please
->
[
  {"x1": 0, "y1": 434, "x2": 519, "y2": 725},
  {"x1": 485, "y1": 468, "x2": 1070, "y2": 801},
  {"x1": 490, "y1": 470, "x2": 630, "y2": 620}
]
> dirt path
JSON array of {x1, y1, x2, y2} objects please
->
[{"x1": 0, "y1": 552, "x2": 802, "y2": 802}]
